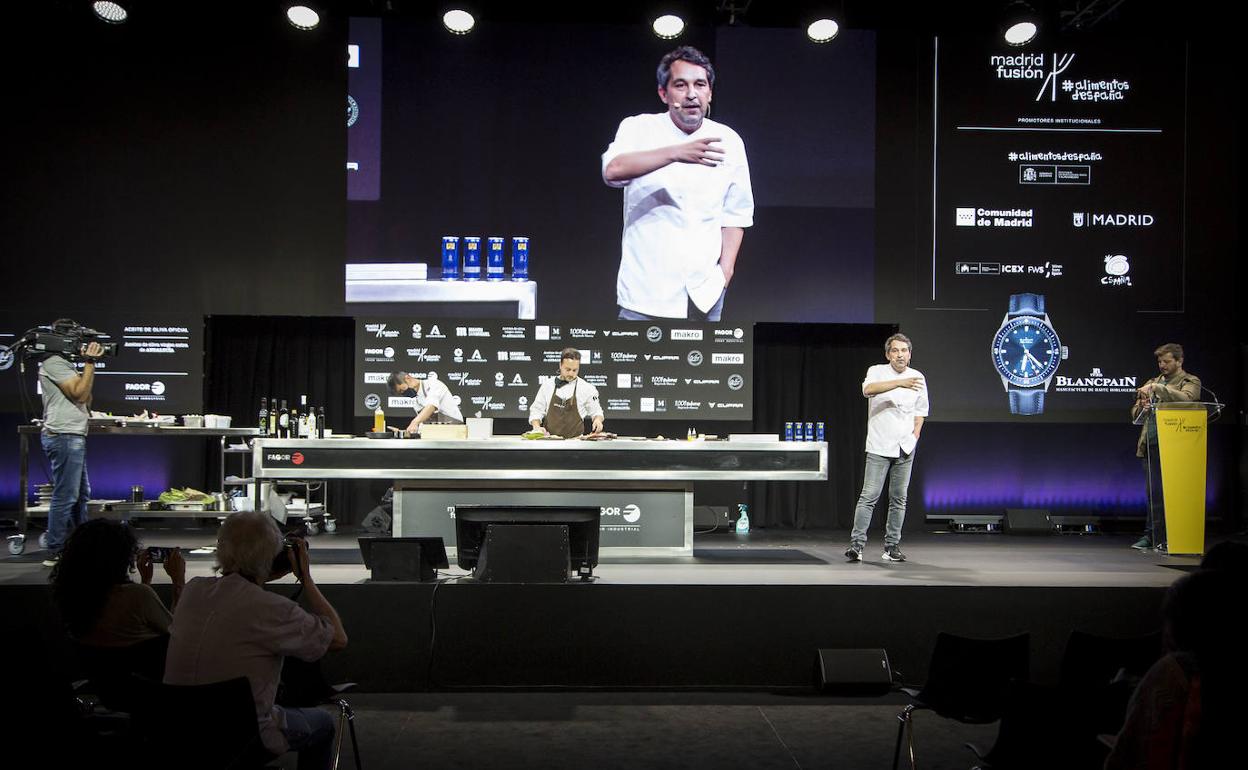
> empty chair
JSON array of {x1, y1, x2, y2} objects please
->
[
  {"x1": 892, "y1": 632, "x2": 1030, "y2": 770},
  {"x1": 129, "y1": 676, "x2": 274, "y2": 769}
]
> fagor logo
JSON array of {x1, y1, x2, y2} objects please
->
[{"x1": 123, "y1": 381, "x2": 166, "y2": 395}]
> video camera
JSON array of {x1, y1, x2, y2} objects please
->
[{"x1": 13, "y1": 320, "x2": 118, "y2": 363}]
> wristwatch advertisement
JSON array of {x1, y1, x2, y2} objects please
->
[{"x1": 991, "y1": 293, "x2": 1068, "y2": 415}]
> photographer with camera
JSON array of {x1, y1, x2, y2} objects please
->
[
  {"x1": 38, "y1": 319, "x2": 105, "y2": 567},
  {"x1": 164, "y1": 511, "x2": 348, "y2": 770}
]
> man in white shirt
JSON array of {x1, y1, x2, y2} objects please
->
[
  {"x1": 602, "y1": 46, "x2": 754, "y2": 321},
  {"x1": 529, "y1": 348, "x2": 604, "y2": 438},
  {"x1": 846, "y1": 334, "x2": 928, "y2": 563},
  {"x1": 387, "y1": 371, "x2": 463, "y2": 432}
]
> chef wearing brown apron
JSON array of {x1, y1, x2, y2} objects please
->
[{"x1": 529, "y1": 347, "x2": 605, "y2": 437}]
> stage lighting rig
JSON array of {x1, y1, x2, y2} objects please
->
[
  {"x1": 443, "y1": 8, "x2": 476, "y2": 34},
  {"x1": 286, "y1": 5, "x2": 321, "y2": 30},
  {"x1": 806, "y1": 17, "x2": 840, "y2": 43},
  {"x1": 91, "y1": 1, "x2": 128, "y2": 24},
  {"x1": 652, "y1": 14, "x2": 685, "y2": 39},
  {"x1": 1002, "y1": 1, "x2": 1039, "y2": 46}
]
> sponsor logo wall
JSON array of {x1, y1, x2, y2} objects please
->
[
  {"x1": 353, "y1": 318, "x2": 753, "y2": 419},
  {"x1": 920, "y1": 37, "x2": 1187, "y2": 421},
  {"x1": 0, "y1": 313, "x2": 203, "y2": 414}
]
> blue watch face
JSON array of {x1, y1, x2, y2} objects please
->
[{"x1": 992, "y1": 317, "x2": 1062, "y2": 387}]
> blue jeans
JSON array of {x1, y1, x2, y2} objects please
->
[
  {"x1": 850, "y1": 451, "x2": 915, "y2": 550},
  {"x1": 276, "y1": 705, "x2": 337, "y2": 770},
  {"x1": 41, "y1": 432, "x2": 90, "y2": 553},
  {"x1": 618, "y1": 291, "x2": 726, "y2": 322}
]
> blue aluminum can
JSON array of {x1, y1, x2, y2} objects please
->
[
  {"x1": 804, "y1": 422, "x2": 814, "y2": 442},
  {"x1": 784, "y1": 421, "x2": 794, "y2": 441},
  {"x1": 486, "y1": 236, "x2": 505, "y2": 281},
  {"x1": 511, "y1": 236, "x2": 530, "y2": 281},
  {"x1": 441, "y1": 236, "x2": 460, "y2": 281},
  {"x1": 462, "y1": 236, "x2": 482, "y2": 281},
  {"x1": 816, "y1": 421, "x2": 825, "y2": 442}
]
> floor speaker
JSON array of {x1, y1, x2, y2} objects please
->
[
  {"x1": 1005, "y1": 508, "x2": 1053, "y2": 535},
  {"x1": 477, "y1": 524, "x2": 570, "y2": 583},
  {"x1": 813, "y1": 648, "x2": 893, "y2": 695}
]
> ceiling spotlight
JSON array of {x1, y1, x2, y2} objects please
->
[
  {"x1": 443, "y1": 9, "x2": 476, "y2": 34},
  {"x1": 91, "y1": 1, "x2": 128, "y2": 24},
  {"x1": 652, "y1": 14, "x2": 685, "y2": 40},
  {"x1": 286, "y1": 5, "x2": 320, "y2": 30},
  {"x1": 1001, "y1": 1, "x2": 1038, "y2": 46},
  {"x1": 806, "y1": 18, "x2": 839, "y2": 43}
]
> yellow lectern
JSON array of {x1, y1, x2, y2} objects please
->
[{"x1": 1143, "y1": 402, "x2": 1221, "y2": 555}]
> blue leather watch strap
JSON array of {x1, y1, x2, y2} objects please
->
[
  {"x1": 1008, "y1": 388, "x2": 1045, "y2": 415},
  {"x1": 1008, "y1": 293, "x2": 1045, "y2": 317}
]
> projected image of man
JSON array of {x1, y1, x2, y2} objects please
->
[
  {"x1": 845, "y1": 334, "x2": 928, "y2": 564},
  {"x1": 1130, "y1": 343, "x2": 1200, "y2": 554},
  {"x1": 38, "y1": 319, "x2": 105, "y2": 568},
  {"x1": 602, "y1": 46, "x2": 754, "y2": 321}
]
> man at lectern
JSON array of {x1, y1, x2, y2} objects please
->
[{"x1": 1130, "y1": 343, "x2": 1200, "y2": 553}]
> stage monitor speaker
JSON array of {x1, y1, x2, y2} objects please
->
[
  {"x1": 1005, "y1": 508, "x2": 1052, "y2": 535},
  {"x1": 359, "y1": 537, "x2": 448, "y2": 582},
  {"x1": 477, "y1": 524, "x2": 570, "y2": 583},
  {"x1": 813, "y1": 648, "x2": 894, "y2": 696}
]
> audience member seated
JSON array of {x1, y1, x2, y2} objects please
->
[
  {"x1": 1105, "y1": 567, "x2": 1243, "y2": 770},
  {"x1": 50, "y1": 519, "x2": 185, "y2": 707},
  {"x1": 164, "y1": 511, "x2": 348, "y2": 770}
]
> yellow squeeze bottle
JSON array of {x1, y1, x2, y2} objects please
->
[{"x1": 373, "y1": 406, "x2": 385, "y2": 433}]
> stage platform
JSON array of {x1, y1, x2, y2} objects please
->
[{"x1": 4, "y1": 528, "x2": 1208, "y2": 694}]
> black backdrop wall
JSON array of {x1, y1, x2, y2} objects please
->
[{"x1": 2, "y1": 4, "x2": 1242, "y2": 530}]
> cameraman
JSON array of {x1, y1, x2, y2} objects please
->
[
  {"x1": 38, "y1": 319, "x2": 105, "y2": 567},
  {"x1": 164, "y1": 512, "x2": 348, "y2": 770}
]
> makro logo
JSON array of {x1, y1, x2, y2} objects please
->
[
  {"x1": 1102, "y1": 254, "x2": 1132, "y2": 286},
  {"x1": 957, "y1": 206, "x2": 1034, "y2": 228},
  {"x1": 364, "y1": 322, "x2": 400, "y2": 338},
  {"x1": 363, "y1": 372, "x2": 389, "y2": 384},
  {"x1": 646, "y1": 326, "x2": 663, "y2": 342},
  {"x1": 1073, "y1": 212, "x2": 1154, "y2": 227},
  {"x1": 712, "y1": 353, "x2": 744, "y2": 365},
  {"x1": 670, "y1": 329, "x2": 703, "y2": 341},
  {"x1": 687, "y1": 350, "x2": 703, "y2": 366}
]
